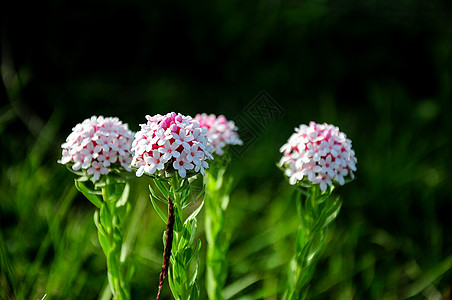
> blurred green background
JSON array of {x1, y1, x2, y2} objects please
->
[{"x1": 1, "y1": 0, "x2": 452, "y2": 299}]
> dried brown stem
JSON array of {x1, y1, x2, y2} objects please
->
[{"x1": 156, "y1": 195, "x2": 174, "y2": 300}]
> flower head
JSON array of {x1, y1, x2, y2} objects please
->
[
  {"x1": 131, "y1": 112, "x2": 213, "y2": 177},
  {"x1": 58, "y1": 116, "x2": 135, "y2": 180},
  {"x1": 279, "y1": 121, "x2": 357, "y2": 191},
  {"x1": 195, "y1": 113, "x2": 242, "y2": 155}
]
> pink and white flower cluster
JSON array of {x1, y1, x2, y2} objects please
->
[
  {"x1": 58, "y1": 116, "x2": 135, "y2": 181},
  {"x1": 279, "y1": 121, "x2": 357, "y2": 191},
  {"x1": 195, "y1": 113, "x2": 243, "y2": 155},
  {"x1": 131, "y1": 112, "x2": 213, "y2": 178}
]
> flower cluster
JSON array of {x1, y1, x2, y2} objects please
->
[
  {"x1": 58, "y1": 116, "x2": 135, "y2": 181},
  {"x1": 131, "y1": 112, "x2": 213, "y2": 178},
  {"x1": 195, "y1": 113, "x2": 243, "y2": 155},
  {"x1": 279, "y1": 121, "x2": 357, "y2": 191}
]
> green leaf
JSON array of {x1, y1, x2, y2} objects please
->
[
  {"x1": 184, "y1": 201, "x2": 204, "y2": 225},
  {"x1": 403, "y1": 255, "x2": 452, "y2": 298},
  {"x1": 189, "y1": 282, "x2": 200, "y2": 300},
  {"x1": 100, "y1": 204, "x2": 113, "y2": 231},
  {"x1": 297, "y1": 238, "x2": 314, "y2": 266},
  {"x1": 97, "y1": 226, "x2": 111, "y2": 258},
  {"x1": 107, "y1": 255, "x2": 120, "y2": 290},
  {"x1": 188, "y1": 219, "x2": 198, "y2": 246},
  {"x1": 168, "y1": 267, "x2": 181, "y2": 299},
  {"x1": 149, "y1": 185, "x2": 168, "y2": 204},
  {"x1": 183, "y1": 184, "x2": 205, "y2": 210},
  {"x1": 149, "y1": 194, "x2": 167, "y2": 224},
  {"x1": 223, "y1": 274, "x2": 260, "y2": 300},
  {"x1": 220, "y1": 193, "x2": 230, "y2": 211},
  {"x1": 93, "y1": 210, "x2": 108, "y2": 238},
  {"x1": 75, "y1": 180, "x2": 103, "y2": 208},
  {"x1": 173, "y1": 205, "x2": 184, "y2": 233},
  {"x1": 115, "y1": 182, "x2": 130, "y2": 208},
  {"x1": 94, "y1": 211, "x2": 110, "y2": 256},
  {"x1": 323, "y1": 197, "x2": 342, "y2": 228},
  {"x1": 154, "y1": 179, "x2": 170, "y2": 198},
  {"x1": 186, "y1": 240, "x2": 201, "y2": 268},
  {"x1": 0, "y1": 229, "x2": 18, "y2": 297},
  {"x1": 177, "y1": 225, "x2": 192, "y2": 251},
  {"x1": 306, "y1": 231, "x2": 326, "y2": 264}
]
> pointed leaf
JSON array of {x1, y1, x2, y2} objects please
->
[
  {"x1": 149, "y1": 185, "x2": 168, "y2": 204},
  {"x1": 149, "y1": 195, "x2": 168, "y2": 224},
  {"x1": 115, "y1": 182, "x2": 130, "y2": 207},
  {"x1": 189, "y1": 282, "x2": 200, "y2": 300},
  {"x1": 94, "y1": 211, "x2": 110, "y2": 256},
  {"x1": 100, "y1": 204, "x2": 112, "y2": 230},
  {"x1": 184, "y1": 201, "x2": 204, "y2": 225},
  {"x1": 182, "y1": 185, "x2": 205, "y2": 210},
  {"x1": 75, "y1": 180, "x2": 103, "y2": 208},
  {"x1": 154, "y1": 179, "x2": 170, "y2": 198}
]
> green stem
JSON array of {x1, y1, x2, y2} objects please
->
[
  {"x1": 97, "y1": 182, "x2": 131, "y2": 300},
  {"x1": 285, "y1": 185, "x2": 341, "y2": 300},
  {"x1": 204, "y1": 168, "x2": 231, "y2": 300}
]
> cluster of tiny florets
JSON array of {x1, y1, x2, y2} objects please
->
[
  {"x1": 131, "y1": 112, "x2": 213, "y2": 178},
  {"x1": 195, "y1": 113, "x2": 243, "y2": 155},
  {"x1": 279, "y1": 121, "x2": 357, "y2": 191},
  {"x1": 58, "y1": 116, "x2": 134, "y2": 181}
]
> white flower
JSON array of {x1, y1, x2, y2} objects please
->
[
  {"x1": 80, "y1": 143, "x2": 102, "y2": 161},
  {"x1": 58, "y1": 116, "x2": 134, "y2": 181},
  {"x1": 320, "y1": 138, "x2": 341, "y2": 158},
  {"x1": 279, "y1": 121, "x2": 357, "y2": 190},
  {"x1": 155, "y1": 127, "x2": 172, "y2": 146},
  {"x1": 312, "y1": 174, "x2": 333, "y2": 192},
  {"x1": 172, "y1": 128, "x2": 194, "y2": 150},
  {"x1": 186, "y1": 144, "x2": 204, "y2": 165},
  {"x1": 195, "y1": 113, "x2": 242, "y2": 155},
  {"x1": 301, "y1": 160, "x2": 322, "y2": 181},
  {"x1": 334, "y1": 166, "x2": 349, "y2": 185},
  {"x1": 144, "y1": 150, "x2": 166, "y2": 174},
  {"x1": 94, "y1": 135, "x2": 113, "y2": 152},
  {"x1": 97, "y1": 150, "x2": 118, "y2": 167},
  {"x1": 87, "y1": 161, "x2": 109, "y2": 181},
  {"x1": 319, "y1": 155, "x2": 335, "y2": 177},
  {"x1": 173, "y1": 155, "x2": 194, "y2": 178},
  {"x1": 131, "y1": 112, "x2": 213, "y2": 178},
  {"x1": 159, "y1": 140, "x2": 181, "y2": 161},
  {"x1": 195, "y1": 159, "x2": 209, "y2": 176},
  {"x1": 306, "y1": 142, "x2": 323, "y2": 162},
  {"x1": 60, "y1": 149, "x2": 72, "y2": 164}
]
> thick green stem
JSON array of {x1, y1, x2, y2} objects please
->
[
  {"x1": 204, "y1": 168, "x2": 231, "y2": 300},
  {"x1": 98, "y1": 182, "x2": 131, "y2": 300},
  {"x1": 284, "y1": 185, "x2": 341, "y2": 300},
  {"x1": 74, "y1": 175, "x2": 132, "y2": 300}
]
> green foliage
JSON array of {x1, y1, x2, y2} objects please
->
[
  {"x1": 91, "y1": 179, "x2": 132, "y2": 300},
  {"x1": 284, "y1": 185, "x2": 342, "y2": 300},
  {"x1": 2, "y1": 0, "x2": 452, "y2": 299},
  {"x1": 150, "y1": 174, "x2": 205, "y2": 300},
  {"x1": 204, "y1": 167, "x2": 234, "y2": 300}
]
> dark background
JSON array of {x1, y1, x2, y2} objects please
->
[{"x1": 2, "y1": 0, "x2": 452, "y2": 299}]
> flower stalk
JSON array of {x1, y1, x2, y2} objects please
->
[
  {"x1": 204, "y1": 167, "x2": 233, "y2": 300},
  {"x1": 194, "y1": 113, "x2": 242, "y2": 300},
  {"x1": 76, "y1": 176, "x2": 132, "y2": 300},
  {"x1": 284, "y1": 185, "x2": 341, "y2": 300}
]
